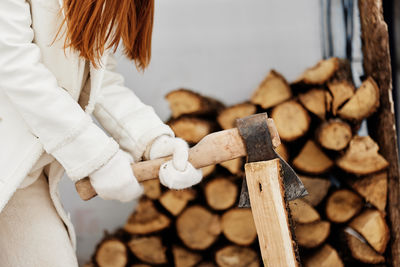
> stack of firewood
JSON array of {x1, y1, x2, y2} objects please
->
[{"x1": 87, "y1": 57, "x2": 390, "y2": 267}]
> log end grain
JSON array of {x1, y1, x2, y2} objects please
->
[
  {"x1": 289, "y1": 199, "x2": 320, "y2": 224},
  {"x1": 95, "y1": 239, "x2": 127, "y2": 267},
  {"x1": 221, "y1": 208, "x2": 257, "y2": 246},
  {"x1": 346, "y1": 232, "x2": 385, "y2": 264},
  {"x1": 176, "y1": 206, "x2": 221, "y2": 250},
  {"x1": 304, "y1": 244, "x2": 344, "y2": 267},
  {"x1": 271, "y1": 100, "x2": 311, "y2": 142},
  {"x1": 325, "y1": 189, "x2": 363, "y2": 223},
  {"x1": 295, "y1": 221, "x2": 331, "y2": 249},
  {"x1": 295, "y1": 57, "x2": 339, "y2": 85},
  {"x1": 293, "y1": 140, "x2": 334, "y2": 175},
  {"x1": 336, "y1": 136, "x2": 389, "y2": 175},
  {"x1": 251, "y1": 70, "x2": 292, "y2": 109},
  {"x1": 217, "y1": 103, "x2": 257, "y2": 130},
  {"x1": 215, "y1": 246, "x2": 260, "y2": 267},
  {"x1": 299, "y1": 88, "x2": 327, "y2": 119},
  {"x1": 317, "y1": 119, "x2": 352, "y2": 151},
  {"x1": 169, "y1": 117, "x2": 214, "y2": 143},
  {"x1": 205, "y1": 177, "x2": 238, "y2": 210},
  {"x1": 128, "y1": 236, "x2": 167, "y2": 264},
  {"x1": 300, "y1": 176, "x2": 331, "y2": 207}
]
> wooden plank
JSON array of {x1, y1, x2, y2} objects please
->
[
  {"x1": 359, "y1": 1, "x2": 400, "y2": 266},
  {"x1": 245, "y1": 159, "x2": 298, "y2": 267}
]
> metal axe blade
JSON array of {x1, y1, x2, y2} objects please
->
[{"x1": 236, "y1": 113, "x2": 307, "y2": 208}]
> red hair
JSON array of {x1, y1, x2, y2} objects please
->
[{"x1": 58, "y1": 0, "x2": 154, "y2": 70}]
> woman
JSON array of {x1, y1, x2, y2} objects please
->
[{"x1": 0, "y1": 0, "x2": 202, "y2": 265}]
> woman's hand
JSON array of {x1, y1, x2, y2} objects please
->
[
  {"x1": 148, "y1": 135, "x2": 202, "y2": 189},
  {"x1": 89, "y1": 150, "x2": 143, "y2": 202}
]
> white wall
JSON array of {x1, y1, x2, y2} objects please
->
[{"x1": 59, "y1": 1, "x2": 323, "y2": 264}]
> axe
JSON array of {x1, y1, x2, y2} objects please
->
[{"x1": 75, "y1": 113, "x2": 307, "y2": 266}]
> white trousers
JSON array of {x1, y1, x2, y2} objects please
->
[{"x1": 0, "y1": 172, "x2": 78, "y2": 266}]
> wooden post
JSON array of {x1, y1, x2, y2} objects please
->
[
  {"x1": 245, "y1": 159, "x2": 298, "y2": 267},
  {"x1": 359, "y1": 1, "x2": 400, "y2": 265}
]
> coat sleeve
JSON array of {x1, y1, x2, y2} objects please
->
[
  {"x1": 93, "y1": 53, "x2": 174, "y2": 162},
  {"x1": 0, "y1": 0, "x2": 119, "y2": 181}
]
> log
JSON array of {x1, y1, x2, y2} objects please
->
[
  {"x1": 275, "y1": 143, "x2": 289, "y2": 162},
  {"x1": 251, "y1": 70, "x2": 292, "y2": 109},
  {"x1": 336, "y1": 136, "x2": 389, "y2": 175},
  {"x1": 204, "y1": 177, "x2": 238, "y2": 210},
  {"x1": 217, "y1": 103, "x2": 257, "y2": 130},
  {"x1": 172, "y1": 246, "x2": 202, "y2": 267},
  {"x1": 289, "y1": 199, "x2": 320, "y2": 224},
  {"x1": 294, "y1": 57, "x2": 339, "y2": 85},
  {"x1": 327, "y1": 81, "x2": 355, "y2": 115},
  {"x1": 295, "y1": 221, "x2": 331, "y2": 249},
  {"x1": 219, "y1": 158, "x2": 243, "y2": 175},
  {"x1": 166, "y1": 89, "x2": 224, "y2": 118},
  {"x1": 293, "y1": 140, "x2": 334, "y2": 174},
  {"x1": 349, "y1": 172, "x2": 387, "y2": 211},
  {"x1": 176, "y1": 205, "x2": 221, "y2": 250},
  {"x1": 360, "y1": 1, "x2": 400, "y2": 263},
  {"x1": 317, "y1": 119, "x2": 352, "y2": 151},
  {"x1": 215, "y1": 246, "x2": 259, "y2": 267},
  {"x1": 128, "y1": 236, "x2": 167, "y2": 264},
  {"x1": 124, "y1": 199, "x2": 170, "y2": 234},
  {"x1": 221, "y1": 208, "x2": 257, "y2": 246},
  {"x1": 142, "y1": 179, "x2": 161, "y2": 200},
  {"x1": 299, "y1": 89, "x2": 326, "y2": 119},
  {"x1": 271, "y1": 100, "x2": 311, "y2": 141},
  {"x1": 337, "y1": 77, "x2": 380, "y2": 121},
  {"x1": 95, "y1": 239, "x2": 127, "y2": 267},
  {"x1": 345, "y1": 232, "x2": 385, "y2": 264},
  {"x1": 245, "y1": 159, "x2": 299, "y2": 266},
  {"x1": 168, "y1": 117, "x2": 215, "y2": 143},
  {"x1": 159, "y1": 189, "x2": 196, "y2": 216},
  {"x1": 349, "y1": 209, "x2": 390, "y2": 254},
  {"x1": 325, "y1": 189, "x2": 363, "y2": 223},
  {"x1": 300, "y1": 176, "x2": 331, "y2": 206},
  {"x1": 304, "y1": 244, "x2": 344, "y2": 267}
]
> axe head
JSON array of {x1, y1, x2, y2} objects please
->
[{"x1": 236, "y1": 113, "x2": 307, "y2": 208}]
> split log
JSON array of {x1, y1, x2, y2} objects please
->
[
  {"x1": 166, "y1": 89, "x2": 224, "y2": 118},
  {"x1": 275, "y1": 143, "x2": 289, "y2": 162},
  {"x1": 345, "y1": 232, "x2": 385, "y2": 264},
  {"x1": 327, "y1": 81, "x2": 355, "y2": 115},
  {"x1": 336, "y1": 136, "x2": 389, "y2": 175},
  {"x1": 215, "y1": 246, "x2": 259, "y2": 267},
  {"x1": 299, "y1": 89, "x2": 326, "y2": 119},
  {"x1": 349, "y1": 172, "x2": 387, "y2": 211},
  {"x1": 295, "y1": 57, "x2": 339, "y2": 85},
  {"x1": 168, "y1": 117, "x2": 214, "y2": 143},
  {"x1": 295, "y1": 221, "x2": 331, "y2": 248},
  {"x1": 217, "y1": 103, "x2": 256, "y2": 130},
  {"x1": 95, "y1": 239, "x2": 127, "y2": 267},
  {"x1": 317, "y1": 119, "x2": 352, "y2": 151},
  {"x1": 204, "y1": 177, "x2": 238, "y2": 210},
  {"x1": 172, "y1": 246, "x2": 202, "y2": 267},
  {"x1": 124, "y1": 199, "x2": 170, "y2": 234},
  {"x1": 159, "y1": 189, "x2": 196, "y2": 216},
  {"x1": 349, "y1": 209, "x2": 390, "y2": 253},
  {"x1": 300, "y1": 176, "x2": 331, "y2": 206},
  {"x1": 325, "y1": 189, "x2": 363, "y2": 223},
  {"x1": 142, "y1": 179, "x2": 161, "y2": 200},
  {"x1": 271, "y1": 100, "x2": 311, "y2": 141},
  {"x1": 293, "y1": 140, "x2": 334, "y2": 174},
  {"x1": 337, "y1": 77, "x2": 380, "y2": 121},
  {"x1": 245, "y1": 159, "x2": 299, "y2": 266},
  {"x1": 304, "y1": 244, "x2": 344, "y2": 267},
  {"x1": 221, "y1": 208, "x2": 257, "y2": 246},
  {"x1": 176, "y1": 205, "x2": 221, "y2": 250},
  {"x1": 128, "y1": 236, "x2": 167, "y2": 264},
  {"x1": 251, "y1": 70, "x2": 292, "y2": 109},
  {"x1": 289, "y1": 199, "x2": 320, "y2": 224},
  {"x1": 219, "y1": 158, "x2": 243, "y2": 175},
  {"x1": 202, "y1": 164, "x2": 217, "y2": 178}
]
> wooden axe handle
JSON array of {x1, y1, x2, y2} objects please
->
[{"x1": 75, "y1": 118, "x2": 280, "y2": 201}]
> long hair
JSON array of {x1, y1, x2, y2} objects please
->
[{"x1": 58, "y1": 0, "x2": 154, "y2": 70}]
